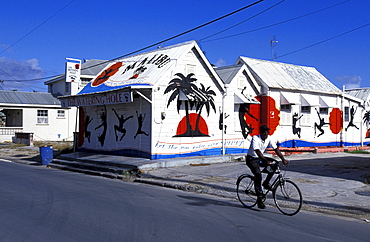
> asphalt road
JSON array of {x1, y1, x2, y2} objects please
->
[{"x1": 0, "y1": 161, "x2": 368, "y2": 241}]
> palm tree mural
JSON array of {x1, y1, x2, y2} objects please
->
[
  {"x1": 164, "y1": 73, "x2": 216, "y2": 137},
  {"x1": 363, "y1": 110, "x2": 370, "y2": 138},
  {"x1": 363, "y1": 110, "x2": 370, "y2": 127},
  {"x1": 194, "y1": 83, "x2": 216, "y2": 135}
]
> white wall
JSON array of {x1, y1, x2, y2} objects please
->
[
  {"x1": 22, "y1": 107, "x2": 76, "y2": 141},
  {"x1": 151, "y1": 49, "x2": 228, "y2": 158}
]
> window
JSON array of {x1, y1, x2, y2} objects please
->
[
  {"x1": 65, "y1": 82, "x2": 70, "y2": 94},
  {"x1": 37, "y1": 110, "x2": 48, "y2": 124},
  {"x1": 280, "y1": 104, "x2": 291, "y2": 125},
  {"x1": 281, "y1": 104, "x2": 291, "y2": 111},
  {"x1": 57, "y1": 110, "x2": 65, "y2": 118},
  {"x1": 344, "y1": 107, "x2": 349, "y2": 121},
  {"x1": 238, "y1": 76, "x2": 246, "y2": 88},
  {"x1": 300, "y1": 106, "x2": 311, "y2": 125},
  {"x1": 80, "y1": 78, "x2": 90, "y2": 85},
  {"x1": 320, "y1": 107, "x2": 328, "y2": 115},
  {"x1": 186, "y1": 64, "x2": 196, "y2": 75}
]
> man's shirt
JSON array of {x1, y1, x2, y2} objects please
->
[{"x1": 247, "y1": 135, "x2": 277, "y2": 158}]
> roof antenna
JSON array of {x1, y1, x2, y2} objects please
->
[{"x1": 270, "y1": 35, "x2": 278, "y2": 60}]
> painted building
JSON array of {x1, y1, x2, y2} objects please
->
[
  {"x1": 345, "y1": 87, "x2": 370, "y2": 140},
  {"x1": 217, "y1": 57, "x2": 368, "y2": 148},
  {"x1": 59, "y1": 41, "x2": 369, "y2": 159},
  {"x1": 60, "y1": 41, "x2": 230, "y2": 159}
]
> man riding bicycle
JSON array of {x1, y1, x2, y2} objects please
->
[{"x1": 246, "y1": 125, "x2": 288, "y2": 209}]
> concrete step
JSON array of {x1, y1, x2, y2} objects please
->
[
  {"x1": 46, "y1": 152, "x2": 246, "y2": 180},
  {"x1": 58, "y1": 156, "x2": 139, "y2": 169},
  {"x1": 47, "y1": 158, "x2": 140, "y2": 180}
]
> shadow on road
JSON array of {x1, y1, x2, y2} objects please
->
[{"x1": 288, "y1": 155, "x2": 370, "y2": 183}]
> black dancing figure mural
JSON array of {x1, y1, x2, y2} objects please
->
[
  {"x1": 112, "y1": 108, "x2": 133, "y2": 141},
  {"x1": 95, "y1": 106, "x2": 108, "y2": 146},
  {"x1": 134, "y1": 111, "x2": 149, "y2": 139},
  {"x1": 314, "y1": 108, "x2": 331, "y2": 137},
  {"x1": 238, "y1": 103, "x2": 258, "y2": 139},
  {"x1": 84, "y1": 115, "x2": 93, "y2": 143},
  {"x1": 292, "y1": 112, "x2": 303, "y2": 138},
  {"x1": 345, "y1": 106, "x2": 359, "y2": 131},
  {"x1": 219, "y1": 107, "x2": 230, "y2": 134}
]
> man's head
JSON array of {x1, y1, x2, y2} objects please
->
[{"x1": 259, "y1": 125, "x2": 270, "y2": 140}]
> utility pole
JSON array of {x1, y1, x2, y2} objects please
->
[{"x1": 270, "y1": 35, "x2": 278, "y2": 60}]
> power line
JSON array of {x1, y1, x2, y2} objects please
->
[
  {"x1": 0, "y1": 0, "x2": 77, "y2": 56},
  {"x1": 200, "y1": 0, "x2": 353, "y2": 43},
  {"x1": 276, "y1": 22, "x2": 370, "y2": 59},
  {"x1": 199, "y1": 0, "x2": 285, "y2": 42},
  {"x1": 0, "y1": 0, "x2": 265, "y2": 83},
  {"x1": 0, "y1": 0, "x2": 77, "y2": 87},
  {"x1": 81, "y1": 0, "x2": 266, "y2": 72}
]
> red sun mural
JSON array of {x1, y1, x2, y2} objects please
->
[
  {"x1": 329, "y1": 108, "x2": 343, "y2": 134},
  {"x1": 92, "y1": 62, "x2": 123, "y2": 87},
  {"x1": 176, "y1": 113, "x2": 208, "y2": 136},
  {"x1": 243, "y1": 96, "x2": 280, "y2": 136}
]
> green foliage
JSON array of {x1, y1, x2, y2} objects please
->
[{"x1": 345, "y1": 150, "x2": 370, "y2": 154}]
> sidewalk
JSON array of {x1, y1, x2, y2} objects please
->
[{"x1": 136, "y1": 152, "x2": 370, "y2": 221}]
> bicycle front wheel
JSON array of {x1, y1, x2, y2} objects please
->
[
  {"x1": 273, "y1": 179, "x2": 302, "y2": 216},
  {"x1": 236, "y1": 175, "x2": 257, "y2": 208}
]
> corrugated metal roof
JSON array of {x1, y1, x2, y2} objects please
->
[
  {"x1": 214, "y1": 65, "x2": 242, "y2": 84},
  {"x1": 0, "y1": 91, "x2": 61, "y2": 105},
  {"x1": 238, "y1": 57, "x2": 341, "y2": 94},
  {"x1": 81, "y1": 59, "x2": 109, "y2": 76},
  {"x1": 345, "y1": 88, "x2": 370, "y2": 101}
]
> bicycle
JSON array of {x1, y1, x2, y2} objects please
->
[{"x1": 236, "y1": 158, "x2": 302, "y2": 216}]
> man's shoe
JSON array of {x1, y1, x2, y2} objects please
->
[
  {"x1": 262, "y1": 181, "x2": 272, "y2": 191},
  {"x1": 257, "y1": 200, "x2": 266, "y2": 209},
  {"x1": 257, "y1": 198, "x2": 266, "y2": 209}
]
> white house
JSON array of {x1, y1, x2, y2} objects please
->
[
  {"x1": 345, "y1": 87, "x2": 370, "y2": 139},
  {"x1": 0, "y1": 91, "x2": 71, "y2": 142},
  {"x1": 45, "y1": 59, "x2": 109, "y2": 98},
  {"x1": 218, "y1": 56, "x2": 367, "y2": 147},
  {"x1": 0, "y1": 59, "x2": 109, "y2": 144}
]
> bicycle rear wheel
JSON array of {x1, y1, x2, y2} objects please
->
[
  {"x1": 236, "y1": 175, "x2": 257, "y2": 208},
  {"x1": 273, "y1": 179, "x2": 302, "y2": 216}
]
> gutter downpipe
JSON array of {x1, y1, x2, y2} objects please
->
[
  {"x1": 341, "y1": 86, "x2": 345, "y2": 147},
  {"x1": 360, "y1": 102, "x2": 365, "y2": 147},
  {"x1": 73, "y1": 106, "x2": 79, "y2": 153},
  {"x1": 222, "y1": 85, "x2": 226, "y2": 155}
]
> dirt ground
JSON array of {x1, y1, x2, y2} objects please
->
[{"x1": 0, "y1": 142, "x2": 73, "y2": 164}]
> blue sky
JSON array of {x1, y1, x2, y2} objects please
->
[{"x1": 0, "y1": 0, "x2": 369, "y2": 92}]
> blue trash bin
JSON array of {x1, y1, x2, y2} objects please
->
[{"x1": 40, "y1": 146, "x2": 53, "y2": 165}]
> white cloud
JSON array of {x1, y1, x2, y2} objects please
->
[
  {"x1": 334, "y1": 75, "x2": 362, "y2": 90},
  {"x1": 0, "y1": 44, "x2": 13, "y2": 54},
  {"x1": 0, "y1": 57, "x2": 44, "y2": 91},
  {"x1": 214, "y1": 58, "x2": 227, "y2": 68}
]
